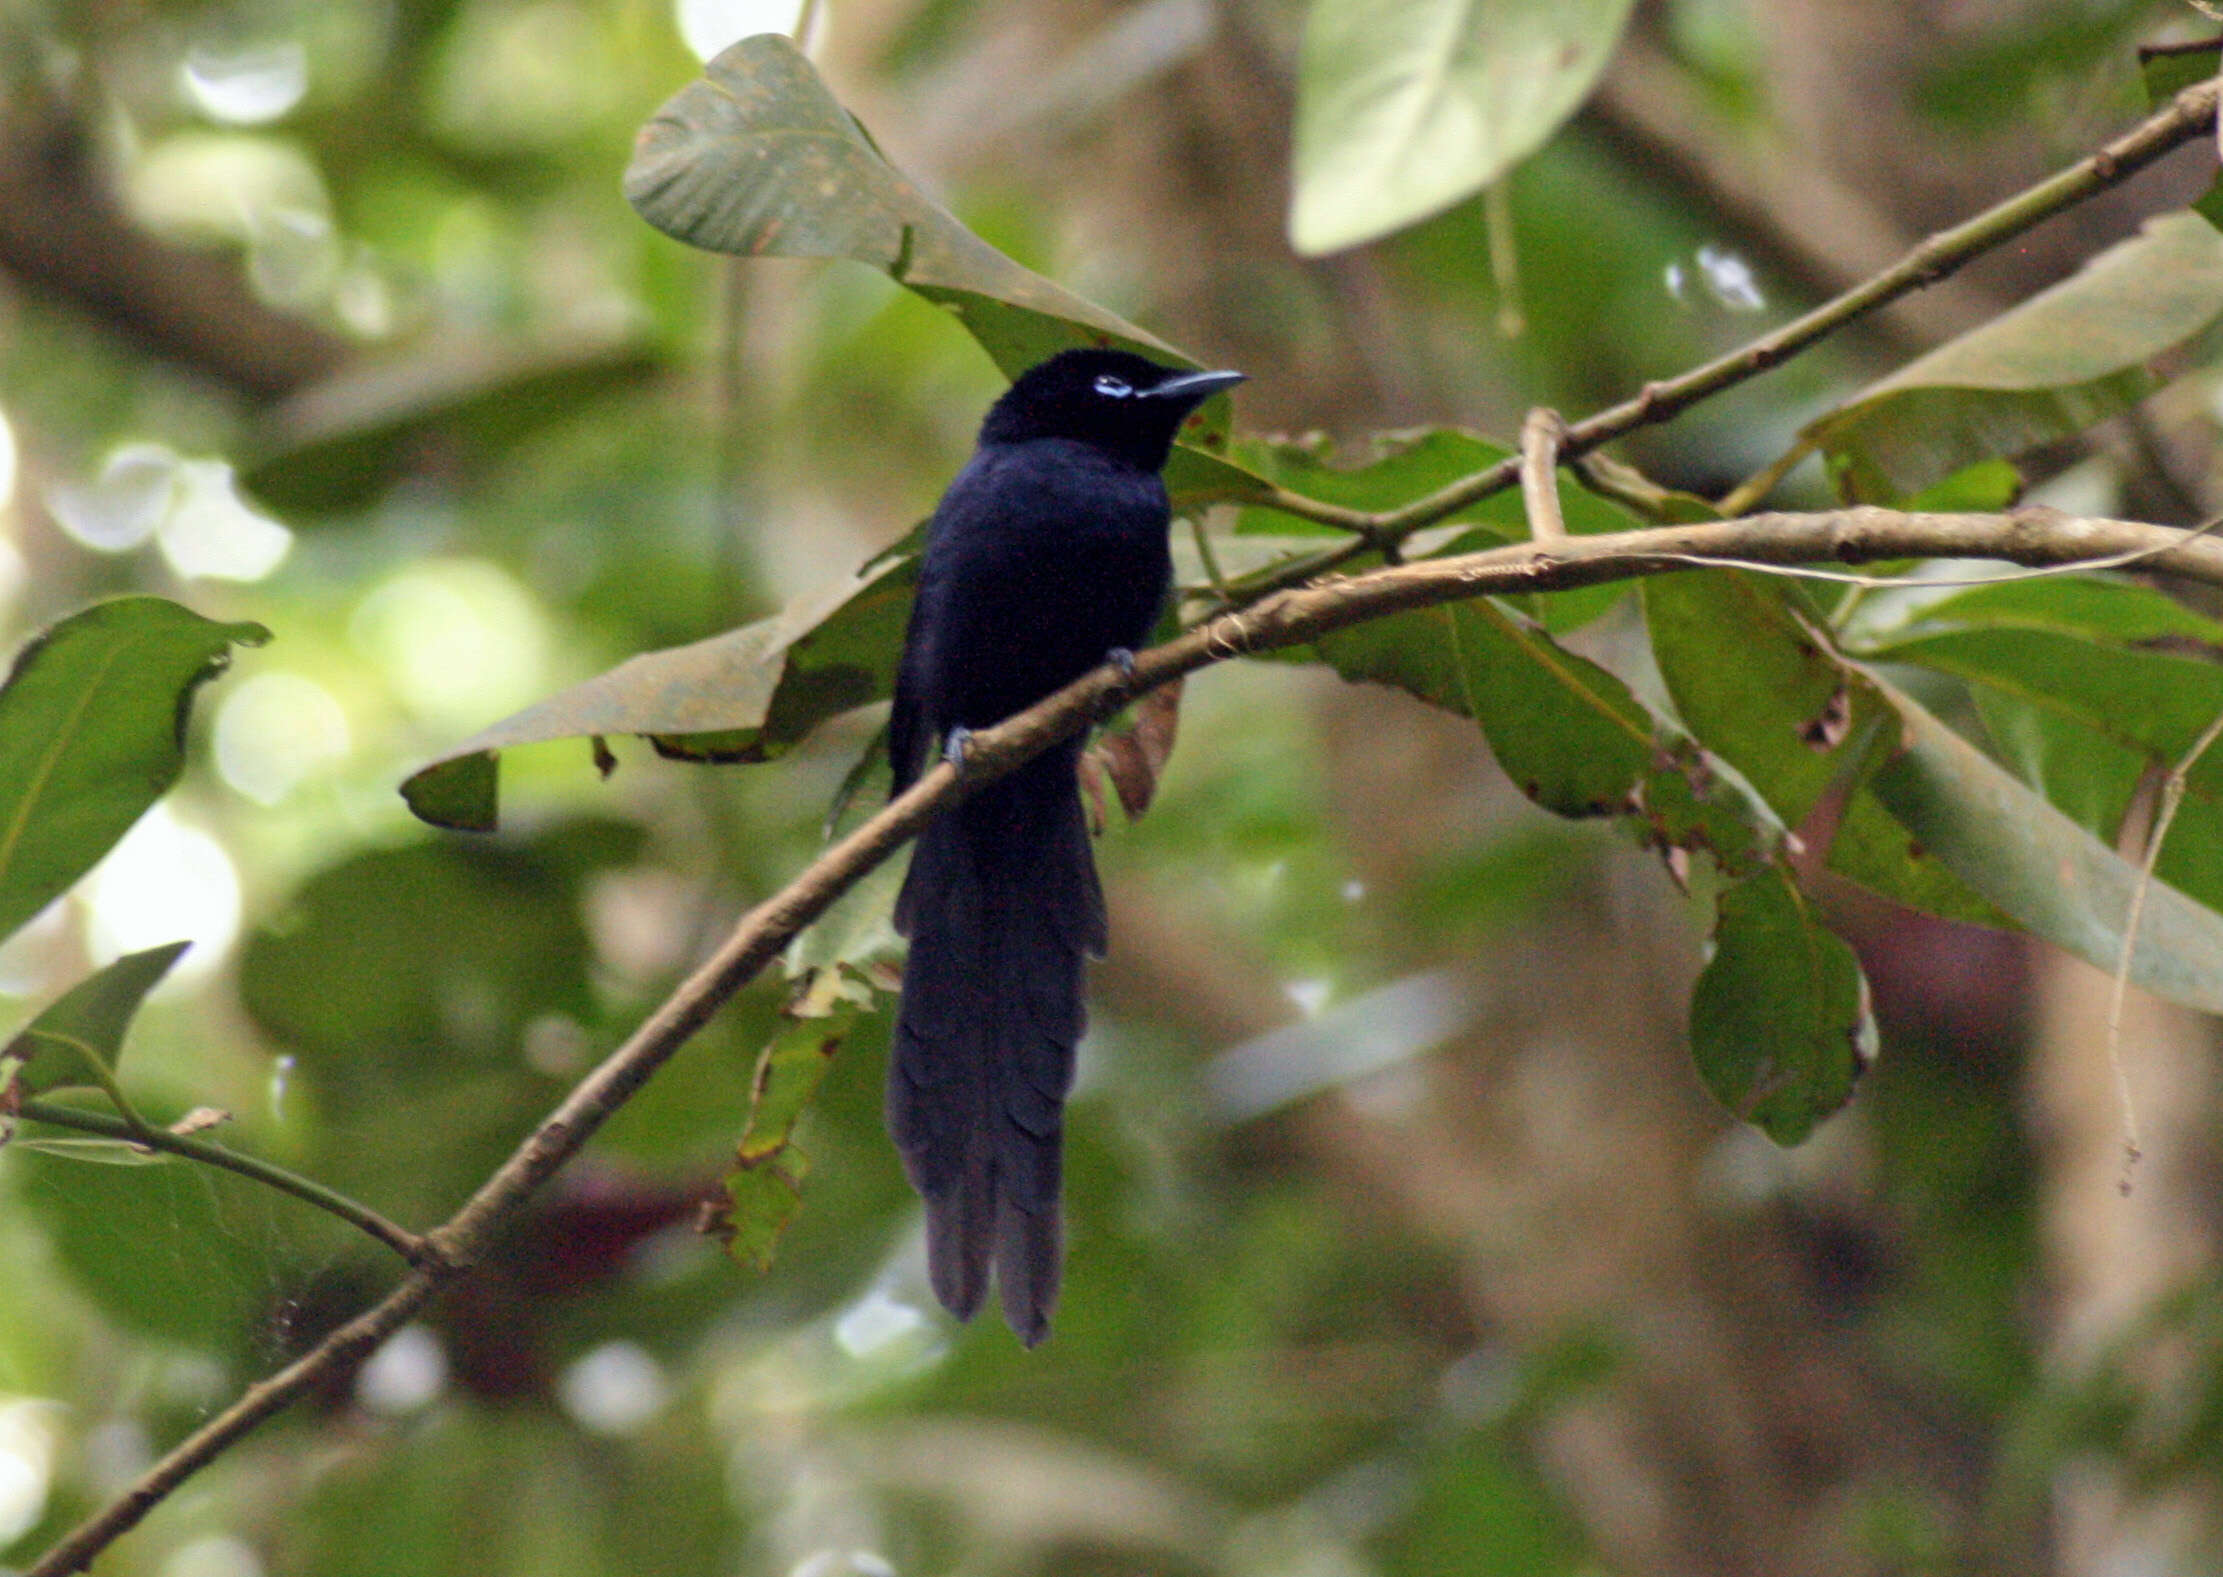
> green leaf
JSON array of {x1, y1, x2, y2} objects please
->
[
  {"x1": 1877, "y1": 629, "x2": 2223, "y2": 790},
  {"x1": 4, "y1": 941, "x2": 190, "y2": 1106},
  {"x1": 1690, "y1": 863, "x2": 1875, "y2": 1145},
  {"x1": 1643, "y1": 570, "x2": 2003, "y2": 924},
  {"x1": 707, "y1": 966, "x2": 872, "y2": 1273},
  {"x1": 1862, "y1": 575, "x2": 2223, "y2": 648},
  {"x1": 1308, "y1": 596, "x2": 1772, "y2": 873},
  {"x1": 13, "y1": 1138, "x2": 270, "y2": 1345},
  {"x1": 404, "y1": 547, "x2": 918, "y2": 829},
  {"x1": 625, "y1": 34, "x2": 1186, "y2": 382},
  {"x1": 1867, "y1": 679, "x2": 2223, "y2": 1014},
  {"x1": 1290, "y1": 0, "x2": 1640, "y2": 254},
  {"x1": 0, "y1": 598, "x2": 268, "y2": 944},
  {"x1": 2140, "y1": 39, "x2": 2220, "y2": 109},
  {"x1": 1803, "y1": 212, "x2": 2223, "y2": 502}
]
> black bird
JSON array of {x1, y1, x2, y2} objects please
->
[{"x1": 887, "y1": 347, "x2": 1244, "y2": 1344}]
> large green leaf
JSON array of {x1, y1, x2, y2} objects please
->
[
  {"x1": 1643, "y1": 571, "x2": 2003, "y2": 925},
  {"x1": 13, "y1": 1143, "x2": 272, "y2": 1346},
  {"x1": 404, "y1": 545, "x2": 919, "y2": 830},
  {"x1": 1867, "y1": 680, "x2": 2223, "y2": 1014},
  {"x1": 0, "y1": 598, "x2": 267, "y2": 944},
  {"x1": 1290, "y1": 0, "x2": 1640, "y2": 254},
  {"x1": 1854, "y1": 574, "x2": 2223, "y2": 649},
  {"x1": 1803, "y1": 212, "x2": 2223, "y2": 502},
  {"x1": 1690, "y1": 864, "x2": 1875, "y2": 1145},
  {"x1": 1873, "y1": 623, "x2": 2223, "y2": 915},
  {"x1": 1309, "y1": 596, "x2": 1772, "y2": 874},
  {"x1": 626, "y1": 34, "x2": 1179, "y2": 380},
  {"x1": 3, "y1": 941, "x2": 190, "y2": 1108}
]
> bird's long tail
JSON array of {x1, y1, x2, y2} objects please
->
[{"x1": 889, "y1": 745, "x2": 1104, "y2": 1345}]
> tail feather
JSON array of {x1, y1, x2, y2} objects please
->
[{"x1": 889, "y1": 749, "x2": 1100, "y2": 1344}]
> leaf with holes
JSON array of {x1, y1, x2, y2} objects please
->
[
  {"x1": 1644, "y1": 570, "x2": 2003, "y2": 924},
  {"x1": 1691, "y1": 864, "x2": 1876, "y2": 1144},
  {"x1": 0, "y1": 598, "x2": 267, "y2": 944},
  {"x1": 705, "y1": 967, "x2": 873, "y2": 1273}
]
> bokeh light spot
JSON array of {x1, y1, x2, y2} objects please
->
[
  {"x1": 558, "y1": 1341, "x2": 669, "y2": 1436},
  {"x1": 157, "y1": 461, "x2": 292, "y2": 582},
  {"x1": 82, "y1": 805, "x2": 241, "y2": 981},
  {"x1": 181, "y1": 41, "x2": 309, "y2": 125},
  {"x1": 350, "y1": 559, "x2": 551, "y2": 730},
  {"x1": 356, "y1": 1325, "x2": 448, "y2": 1416},
  {"x1": 214, "y1": 672, "x2": 352, "y2": 804}
]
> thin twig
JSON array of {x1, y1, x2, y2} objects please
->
[
  {"x1": 1518, "y1": 408, "x2": 1567, "y2": 545},
  {"x1": 1716, "y1": 437, "x2": 1818, "y2": 517},
  {"x1": 2103, "y1": 706, "x2": 2223, "y2": 1195},
  {"x1": 1236, "y1": 76, "x2": 2222, "y2": 556},
  {"x1": 15, "y1": 1099, "x2": 429, "y2": 1264},
  {"x1": 1485, "y1": 178, "x2": 1525, "y2": 338}
]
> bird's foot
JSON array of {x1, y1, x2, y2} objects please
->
[
  {"x1": 940, "y1": 726, "x2": 975, "y2": 773},
  {"x1": 1104, "y1": 647, "x2": 1139, "y2": 687}
]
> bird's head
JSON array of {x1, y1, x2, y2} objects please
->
[{"x1": 980, "y1": 348, "x2": 1245, "y2": 470}]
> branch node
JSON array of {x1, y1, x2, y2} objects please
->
[{"x1": 1518, "y1": 408, "x2": 1569, "y2": 546}]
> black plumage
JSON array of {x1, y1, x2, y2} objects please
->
[{"x1": 887, "y1": 347, "x2": 1243, "y2": 1344}]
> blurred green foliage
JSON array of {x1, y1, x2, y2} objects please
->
[{"x1": 5, "y1": 2, "x2": 2223, "y2": 1575}]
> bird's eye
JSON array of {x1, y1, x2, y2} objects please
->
[{"x1": 1092, "y1": 375, "x2": 1133, "y2": 398}]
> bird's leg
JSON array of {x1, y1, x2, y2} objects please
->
[
  {"x1": 1104, "y1": 647, "x2": 1140, "y2": 692},
  {"x1": 940, "y1": 725, "x2": 975, "y2": 774}
]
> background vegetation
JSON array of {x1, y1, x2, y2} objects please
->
[{"x1": 5, "y1": 1, "x2": 2223, "y2": 1574}]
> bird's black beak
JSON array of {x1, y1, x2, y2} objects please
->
[{"x1": 1146, "y1": 368, "x2": 1246, "y2": 404}]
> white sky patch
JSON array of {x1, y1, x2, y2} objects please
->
[
  {"x1": 677, "y1": 0, "x2": 809, "y2": 59},
  {"x1": 82, "y1": 804, "x2": 240, "y2": 982},
  {"x1": 0, "y1": 402, "x2": 16, "y2": 513},
  {"x1": 47, "y1": 446, "x2": 291, "y2": 579},
  {"x1": 182, "y1": 40, "x2": 308, "y2": 125},
  {"x1": 157, "y1": 460, "x2": 292, "y2": 581},
  {"x1": 558, "y1": 1341, "x2": 670, "y2": 1436},
  {"x1": 833, "y1": 1289, "x2": 930, "y2": 1361},
  {"x1": 356, "y1": 1325, "x2": 447, "y2": 1416},
  {"x1": 160, "y1": 1533, "x2": 266, "y2": 1577},
  {"x1": 214, "y1": 672, "x2": 351, "y2": 804},
  {"x1": 47, "y1": 443, "x2": 179, "y2": 553},
  {"x1": 0, "y1": 1398, "x2": 57, "y2": 1547},
  {"x1": 350, "y1": 559, "x2": 550, "y2": 731},
  {"x1": 1696, "y1": 242, "x2": 1765, "y2": 312}
]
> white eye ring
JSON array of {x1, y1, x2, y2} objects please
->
[{"x1": 1092, "y1": 374, "x2": 1133, "y2": 398}]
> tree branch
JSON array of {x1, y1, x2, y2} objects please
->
[
  {"x1": 1246, "y1": 75, "x2": 2222, "y2": 554},
  {"x1": 27, "y1": 502, "x2": 2223, "y2": 1576}
]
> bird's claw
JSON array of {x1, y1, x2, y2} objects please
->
[
  {"x1": 1105, "y1": 647, "x2": 1139, "y2": 685},
  {"x1": 941, "y1": 726, "x2": 975, "y2": 773}
]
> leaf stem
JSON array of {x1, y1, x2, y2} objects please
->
[{"x1": 15, "y1": 1098, "x2": 429, "y2": 1265}]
